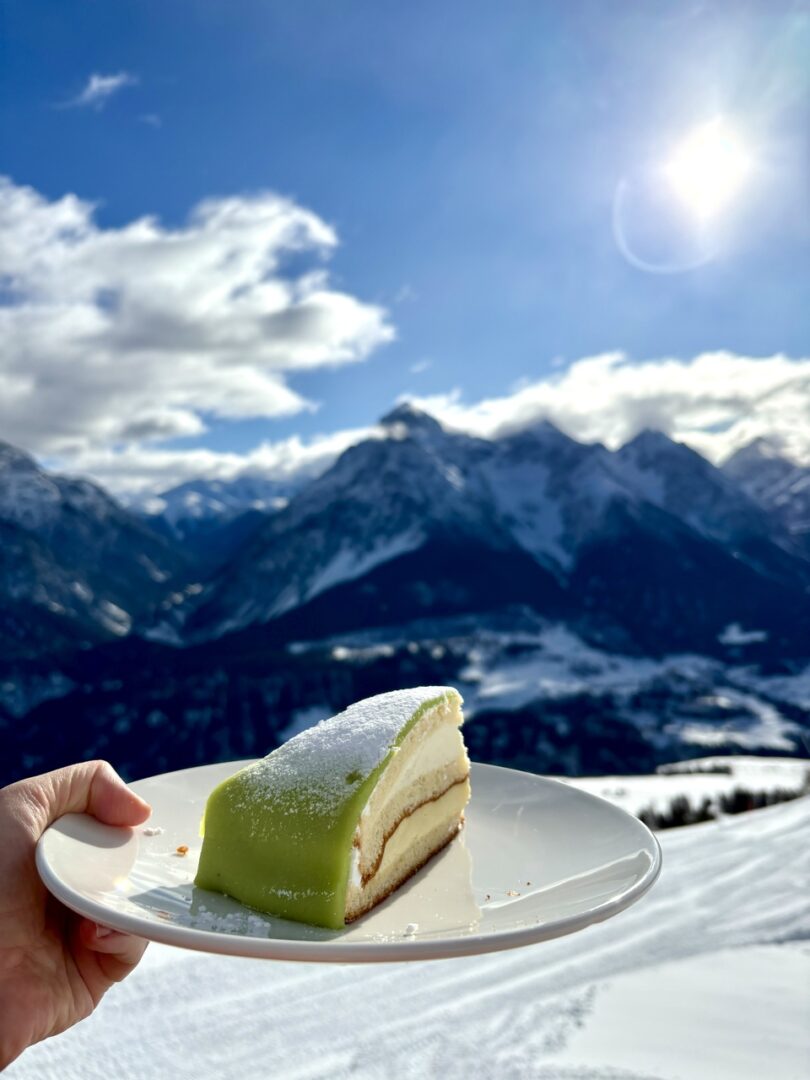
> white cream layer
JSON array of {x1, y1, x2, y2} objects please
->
[
  {"x1": 351, "y1": 714, "x2": 468, "y2": 889},
  {"x1": 361, "y1": 719, "x2": 465, "y2": 823},
  {"x1": 351, "y1": 782, "x2": 469, "y2": 894}
]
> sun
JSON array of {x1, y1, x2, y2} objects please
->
[{"x1": 664, "y1": 119, "x2": 752, "y2": 221}]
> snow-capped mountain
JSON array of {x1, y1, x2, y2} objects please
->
[
  {"x1": 480, "y1": 420, "x2": 623, "y2": 573},
  {"x1": 135, "y1": 475, "x2": 301, "y2": 573},
  {"x1": 5, "y1": 412, "x2": 810, "y2": 663},
  {"x1": 0, "y1": 441, "x2": 188, "y2": 657},
  {"x1": 139, "y1": 475, "x2": 296, "y2": 537},
  {"x1": 158, "y1": 406, "x2": 810, "y2": 656},
  {"x1": 170, "y1": 403, "x2": 561, "y2": 641},
  {"x1": 723, "y1": 437, "x2": 810, "y2": 552},
  {"x1": 614, "y1": 429, "x2": 781, "y2": 550}
]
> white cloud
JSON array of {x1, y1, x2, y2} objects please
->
[
  {"x1": 61, "y1": 427, "x2": 378, "y2": 499},
  {"x1": 63, "y1": 72, "x2": 138, "y2": 110},
  {"x1": 0, "y1": 176, "x2": 394, "y2": 468},
  {"x1": 33, "y1": 350, "x2": 810, "y2": 498},
  {"x1": 5, "y1": 179, "x2": 803, "y2": 496},
  {"x1": 406, "y1": 352, "x2": 810, "y2": 465}
]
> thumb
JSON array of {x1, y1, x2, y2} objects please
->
[{"x1": 32, "y1": 760, "x2": 151, "y2": 832}]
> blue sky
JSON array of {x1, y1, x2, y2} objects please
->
[{"x1": 1, "y1": 0, "x2": 808, "y2": 492}]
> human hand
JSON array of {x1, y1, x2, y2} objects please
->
[{"x1": 0, "y1": 760, "x2": 152, "y2": 1068}]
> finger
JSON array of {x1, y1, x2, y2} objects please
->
[
  {"x1": 78, "y1": 920, "x2": 149, "y2": 980},
  {"x1": 27, "y1": 760, "x2": 151, "y2": 831}
]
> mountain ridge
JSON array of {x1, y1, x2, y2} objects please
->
[
  {"x1": 0, "y1": 441, "x2": 189, "y2": 657},
  {"x1": 146, "y1": 410, "x2": 810, "y2": 653},
  {"x1": 3, "y1": 421, "x2": 809, "y2": 663}
]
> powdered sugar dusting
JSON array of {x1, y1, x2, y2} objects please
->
[{"x1": 241, "y1": 686, "x2": 460, "y2": 817}]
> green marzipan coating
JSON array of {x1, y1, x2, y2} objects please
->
[{"x1": 194, "y1": 687, "x2": 459, "y2": 929}]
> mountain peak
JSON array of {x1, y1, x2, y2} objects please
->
[
  {"x1": 503, "y1": 416, "x2": 575, "y2": 445},
  {"x1": 724, "y1": 437, "x2": 791, "y2": 471},
  {"x1": 379, "y1": 401, "x2": 446, "y2": 437},
  {"x1": 617, "y1": 429, "x2": 727, "y2": 485},
  {"x1": 0, "y1": 440, "x2": 40, "y2": 473},
  {"x1": 619, "y1": 428, "x2": 713, "y2": 469},
  {"x1": 622, "y1": 428, "x2": 677, "y2": 453}
]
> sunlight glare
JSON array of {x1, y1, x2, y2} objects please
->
[{"x1": 664, "y1": 119, "x2": 752, "y2": 220}]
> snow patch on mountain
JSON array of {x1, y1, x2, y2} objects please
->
[
  {"x1": 724, "y1": 437, "x2": 810, "y2": 543},
  {"x1": 455, "y1": 623, "x2": 804, "y2": 753},
  {"x1": 0, "y1": 443, "x2": 83, "y2": 530},
  {"x1": 303, "y1": 531, "x2": 424, "y2": 604},
  {"x1": 731, "y1": 661, "x2": 810, "y2": 712},
  {"x1": 97, "y1": 600, "x2": 132, "y2": 636},
  {"x1": 0, "y1": 440, "x2": 186, "y2": 654},
  {"x1": 718, "y1": 622, "x2": 768, "y2": 645},
  {"x1": 460, "y1": 624, "x2": 712, "y2": 714},
  {"x1": 481, "y1": 458, "x2": 569, "y2": 570},
  {"x1": 615, "y1": 429, "x2": 772, "y2": 547},
  {"x1": 149, "y1": 477, "x2": 292, "y2": 525},
  {"x1": 665, "y1": 689, "x2": 798, "y2": 751}
]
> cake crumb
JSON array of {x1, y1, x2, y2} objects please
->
[
  {"x1": 404, "y1": 922, "x2": 418, "y2": 936},
  {"x1": 142, "y1": 826, "x2": 164, "y2": 837},
  {"x1": 506, "y1": 889, "x2": 520, "y2": 897},
  {"x1": 484, "y1": 894, "x2": 491, "y2": 901},
  {"x1": 175, "y1": 845, "x2": 189, "y2": 856}
]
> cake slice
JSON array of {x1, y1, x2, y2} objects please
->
[{"x1": 194, "y1": 686, "x2": 470, "y2": 929}]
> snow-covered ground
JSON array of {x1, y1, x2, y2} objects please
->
[
  {"x1": 10, "y1": 783, "x2": 810, "y2": 1080},
  {"x1": 296, "y1": 619, "x2": 810, "y2": 758},
  {"x1": 564, "y1": 755, "x2": 809, "y2": 819},
  {"x1": 459, "y1": 626, "x2": 806, "y2": 753},
  {"x1": 459, "y1": 624, "x2": 710, "y2": 711}
]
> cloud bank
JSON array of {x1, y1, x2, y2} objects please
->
[
  {"x1": 66, "y1": 350, "x2": 810, "y2": 499},
  {"x1": 408, "y1": 352, "x2": 810, "y2": 466},
  {"x1": 0, "y1": 176, "x2": 394, "y2": 487},
  {"x1": 63, "y1": 428, "x2": 377, "y2": 502}
]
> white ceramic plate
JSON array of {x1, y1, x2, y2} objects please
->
[{"x1": 37, "y1": 760, "x2": 661, "y2": 963}]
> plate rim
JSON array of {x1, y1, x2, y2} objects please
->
[{"x1": 36, "y1": 760, "x2": 662, "y2": 963}]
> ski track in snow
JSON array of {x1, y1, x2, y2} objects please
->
[{"x1": 9, "y1": 797, "x2": 810, "y2": 1080}]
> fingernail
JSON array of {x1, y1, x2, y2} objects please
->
[{"x1": 95, "y1": 925, "x2": 114, "y2": 938}]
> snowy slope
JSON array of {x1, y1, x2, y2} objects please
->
[
  {"x1": 174, "y1": 406, "x2": 518, "y2": 638},
  {"x1": 724, "y1": 438, "x2": 810, "y2": 559},
  {"x1": 457, "y1": 623, "x2": 806, "y2": 757},
  {"x1": 0, "y1": 442, "x2": 187, "y2": 655},
  {"x1": 10, "y1": 791, "x2": 809, "y2": 1080},
  {"x1": 615, "y1": 430, "x2": 777, "y2": 549},
  {"x1": 138, "y1": 476, "x2": 295, "y2": 536},
  {"x1": 564, "y1": 755, "x2": 809, "y2": 819},
  {"x1": 481, "y1": 422, "x2": 636, "y2": 574}
]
